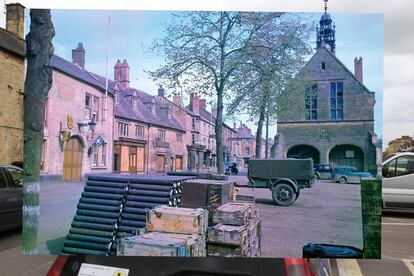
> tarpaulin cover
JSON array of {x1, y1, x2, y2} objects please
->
[{"x1": 248, "y1": 158, "x2": 314, "y2": 181}]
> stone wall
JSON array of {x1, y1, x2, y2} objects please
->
[
  {"x1": 0, "y1": 49, "x2": 24, "y2": 165},
  {"x1": 42, "y1": 70, "x2": 114, "y2": 179}
]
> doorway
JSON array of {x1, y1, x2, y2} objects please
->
[{"x1": 63, "y1": 137, "x2": 83, "y2": 182}]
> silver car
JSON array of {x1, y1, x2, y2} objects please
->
[{"x1": 382, "y1": 152, "x2": 414, "y2": 209}]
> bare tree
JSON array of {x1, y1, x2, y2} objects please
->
[
  {"x1": 226, "y1": 15, "x2": 313, "y2": 158},
  {"x1": 23, "y1": 9, "x2": 54, "y2": 254},
  {"x1": 149, "y1": 12, "x2": 282, "y2": 173}
]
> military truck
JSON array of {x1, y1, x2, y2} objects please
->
[{"x1": 247, "y1": 158, "x2": 314, "y2": 206}]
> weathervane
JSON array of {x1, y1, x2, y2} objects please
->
[{"x1": 324, "y1": 0, "x2": 329, "y2": 14}]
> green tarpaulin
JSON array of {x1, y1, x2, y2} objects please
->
[{"x1": 248, "y1": 158, "x2": 314, "y2": 181}]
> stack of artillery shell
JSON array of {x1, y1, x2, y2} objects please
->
[
  {"x1": 62, "y1": 174, "x2": 194, "y2": 256},
  {"x1": 118, "y1": 176, "x2": 186, "y2": 235},
  {"x1": 117, "y1": 205, "x2": 208, "y2": 257},
  {"x1": 207, "y1": 201, "x2": 262, "y2": 257}
]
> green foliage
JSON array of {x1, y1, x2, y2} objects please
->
[{"x1": 148, "y1": 11, "x2": 285, "y2": 171}]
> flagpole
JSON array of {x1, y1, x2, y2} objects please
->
[{"x1": 104, "y1": 16, "x2": 111, "y2": 121}]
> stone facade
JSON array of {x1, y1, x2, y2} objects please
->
[
  {"x1": 234, "y1": 124, "x2": 256, "y2": 167},
  {"x1": 41, "y1": 53, "x2": 114, "y2": 181},
  {"x1": 272, "y1": 11, "x2": 380, "y2": 174},
  {"x1": 0, "y1": 4, "x2": 25, "y2": 166}
]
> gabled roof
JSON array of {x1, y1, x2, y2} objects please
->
[
  {"x1": 110, "y1": 87, "x2": 185, "y2": 132},
  {"x1": 0, "y1": 28, "x2": 25, "y2": 57},
  {"x1": 300, "y1": 46, "x2": 374, "y2": 95},
  {"x1": 49, "y1": 54, "x2": 114, "y2": 95}
]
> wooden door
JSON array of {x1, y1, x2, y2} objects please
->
[
  {"x1": 156, "y1": 154, "x2": 165, "y2": 172},
  {"x1": 129, "y1": 147, "x2": 137, "y2": 173},
  {"x1": 137, "y1": 147, "x2": 145, "y2": 172},
  {"x1": 176, "y1": 156, "x2": 183, "y2": 171},
  {"x1": 63, "y1": 138, "x2": 83, "y2": 182}
]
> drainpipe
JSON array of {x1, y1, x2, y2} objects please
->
[{"x1": 146, "y1": 125, "x2": 150, "y2": 174}]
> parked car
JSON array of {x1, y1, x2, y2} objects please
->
[
  {"x1": 314, "y1": 163, "x2": 333, "y2": 180},
  {"x1": 247, "y1": 158, "x2": 314, "y2": 206},
  {"x1": 382, "y1": 152, "x2": 414, "y2": 210},
  {"x1": 332, "y1": 166, "x2": 372, "y2": 184},
  {"x1": 224, "y1": 162, "x2": 238, "y2": 175},
  {"x1": 0, "y1": 165, "x2": 23, "y2": 232}
]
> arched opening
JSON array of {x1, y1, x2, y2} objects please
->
[
  {"x1": 63, "y1": 137, "x2": 83, "y2": 182},
  {"x1": 287, "y1": 145, "x2": 320, "y2": 164},
  {"x1": 329, "y1": 144, "x2": 364, "y2": 171}
]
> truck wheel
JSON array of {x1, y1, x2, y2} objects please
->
[
  {"x1": 272, "y1": 183, "x2": 296, "y2": 206},
  {"x1": 339, "y1": 177, "x2": 347, "y2": 184}
]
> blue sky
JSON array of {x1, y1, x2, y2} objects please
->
[{"x1": 24, "y1": 10, "x2": 383, "y2": 139}]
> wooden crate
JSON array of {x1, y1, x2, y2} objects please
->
[
  {"x1": 141, "y1": 232, "x2": 206, "y2": 257},
  {"x1": 146, "y1": 206, "x2": 208, "y2": 235},
  {"x1": 212, "y1": 202, "x2": 253, "y2": 226},
  {"x1": 207, "y1": 224, "x2": 248, "y2": 246},
  {"x1": 118, "y1": 235, "x2": 190, "y2": 256},
  {"x1": 181, "y1": 179, "x2": 234, "y2": 209},
  {"x1": 207, "y1": 243, "x2": 250, "y2": 257}
]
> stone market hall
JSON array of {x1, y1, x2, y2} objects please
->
[{"x1": 271, "y1": 4, "x2": 381, "y2": 174}]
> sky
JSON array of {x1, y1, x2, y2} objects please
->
[{"x1": 3, "y1": 0, "x2": 409, "y2": 147}]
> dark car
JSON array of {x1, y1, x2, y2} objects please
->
[
  {"x1": 224, "y1": 162, "x2": 238, "y2": 175},
  {"x1": 0, "y1": 165, "x2": 23, "y2": 232},
  {"x1": 314, "y1": 163, "x2": 333, "y2": 180}
]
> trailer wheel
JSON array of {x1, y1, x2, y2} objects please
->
[{"x1": 272, "y1": 183, "x2": 296, "y2": 206}]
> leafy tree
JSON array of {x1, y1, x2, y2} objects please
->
[
  {"x1": 226, "y1": 15, "x2": 313, "y2": 158},
  {"x1": 23, "y1": 9, "x2": 55, "y2": 254},
  {"x1": 149, "y1": 12, "x2": 282, "y2": 173}
]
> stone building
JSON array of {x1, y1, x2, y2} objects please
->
[
  {"x1": 271, "y1": 8, "x2": 380, "y2": 174},
  {"x1": 41, "y1": 45, "x2": 115, "y2": 181},
  {"x1": 97, "y1": 59, "x2": 187, "y2": 174},
  {"x1": 0, "y1": 3, "x2": 25, "y2": 166},
  {"x1": 383, "y1": 136, "x2": 414, "y2": 160},
  {"x1": 234, "y1": 124, "x2": 256, "y2": 167},
  {"x1": 185, "y1": 94, "x2": 216, "y2": 170}
]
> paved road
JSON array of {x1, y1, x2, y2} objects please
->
[
  {"x1": 237, "y1": 180, "x2": 363, "y2": 257},
  {"x1": 0, "y1": 229, "x2": 55, "y2": 276}
]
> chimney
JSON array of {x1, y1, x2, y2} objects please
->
[
  {"x1": 72, "y1": 43, "x2": 85, "y2": 69},
  {"x1": 199, "y1": 99, "x2": 206, "y2": 110},
  {"x1": 233, "y1": 122, "x2": 236, "y2": 129},
  {"x1": 211, "y1": 106, "x2": 217, "y2": 118},
  {"x1": 158, "y1": 85, "x2": 165, "y2": 97},
  {"x1": 191, "y1": 94, "x2": 200, "y2": 115},
  {"x1": 6, "y1": 3, "x2": 25, "y2": 40},
  {"x1": 173, "y1": 95, "x2": 182, "y2": 106},
  {"x1": 354, "y1": 57, "x2": 363, "y2": 83},
  {"x1": 114, "y1": 59, "x2": 130, "y2": 89}
]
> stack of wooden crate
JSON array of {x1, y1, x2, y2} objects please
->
[
  {"x1": 207, "y1": 201, "x2": 262, "y2": 257},
  {"x1": 117, "y1": 205, "x2": 208, "y2": 256},
  {"x1": 180, "y1": 179, "x2": 235, "y2": 225}
]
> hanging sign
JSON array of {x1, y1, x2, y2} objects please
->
[
  {"x1": 94, "y1": 135, "x2": 105, "y2": 147},
  {"x1": 67, "y1": 115, "x2": 74, "y2": 130}
]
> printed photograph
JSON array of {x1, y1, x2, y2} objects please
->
[{"x1": 1, "y1": 1, "x2": 383, "y2": 261}]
